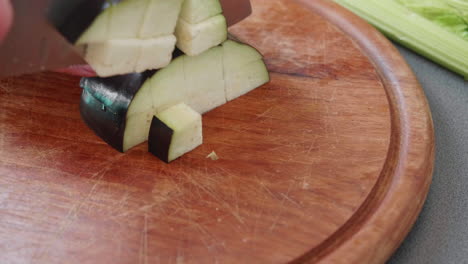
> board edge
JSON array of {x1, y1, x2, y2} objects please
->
[{"x1": 291, "y1": 0, "x2": 435, "y2": 263}]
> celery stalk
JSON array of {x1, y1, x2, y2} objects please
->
[
  {"x1": 395, "y1": 0, "x2": 468, "y2": 41},
  {"x1": 334, "y1": 0, "x2": 468, "y2": 79}
]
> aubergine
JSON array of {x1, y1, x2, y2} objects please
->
[
  {"x1": 74, "y1": 0, "x2": 235, "y2": 78},
  {"x1": 74, "y1": 0, "x2": 233, "y2": 76},
  {"x1": 175, "y1": 14, "x2": 227, "y2": 56},
  {"x1": 77, "y1": 0, "x2": 184, "y2": 44},
  {"x1": 148, "y1": 103, "x2": 202, "y2": 163},
  {"x1": 75, "y1": 0, "x2": 184, "y2": 77},
  {"x1": 179, "y1": 0, "x2": 223, "y2": 24},
  {"x1": 80, "y1": 71, "x2": 155, "y2": 152},
  {"x1": 175, "y1": 0, "x2": 227, "y2": 56},
  {"x1": 222, "y1": 40, "x2": 269, "y2": 101},
  {"x1": 80, "y1": 39, "x2": 269, "y2": 156},
  {"x1": 83, "y1": 36, "x2": 177, "y2": 77}
]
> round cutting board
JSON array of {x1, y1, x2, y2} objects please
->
[{"x1": 0, "y1": 0, "x2": 434, "y2": 263}]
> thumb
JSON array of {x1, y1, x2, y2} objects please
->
[{"x1": 0, "y1": 0, "x2": 13, "y2": 43}]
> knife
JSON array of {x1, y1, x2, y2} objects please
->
[{"x1": 0, "y1": 0, "x2": 252, "y2": 78}]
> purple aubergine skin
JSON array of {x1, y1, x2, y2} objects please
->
[
  {"x1": 79, "y1": 71, "x2": 155, "y2": 152},
  {"x1": 48, "y1": 0, "x2": 123, "y2": 44},
  {"x1": 148, "y1": 116, "x2": 174, "y2": 163}
]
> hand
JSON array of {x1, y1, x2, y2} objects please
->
[
  {"x1": 0, "y1": 0, "x2": 95, "y2": 77},
  {"x1": 0, "y1": 0, "x2": 12, "y2": 43}
]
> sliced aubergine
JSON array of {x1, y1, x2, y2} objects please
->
[
  {"x1": 79, "y1": 71, "x2": 155, "y2": 152},
  {"x1": 84, "y1": 36, "x2": 176, "y2": 77},
  {"x1": 183, "y1": 46, "x2": 226, "y2": 113},
  {"x1": 76, "y1": 0, "x2": 184, "y2": 77},
  {"x1": 77, "y1": 0, "x2": 184, "y2": 43},
  {"x1": 75, "y1": 0, "x2": 231, "y2": 76},
  {"x1": 77, "y1": 0, "x2": 145, "y2": 44},
  {"x1": 175, "y1": 0, "x2": 227, "y2": 56},
  {"x1": 80, "y1": 39, "x2": 269, "y2": 155},
  {"x1": 175, "y1": 14, "x2": 227, "y2": 56},
  {"x1": 139, "y1": 0, "x2": 186, "y2": 38},
  {"x1": 222, "y1": 40, "x2": 269, "y2": 101},
  {"x1": 148, "y1": 103, "x2": 203, "y2": 163},
  {"x1": 179, "y1": 0, "x2": 223, "y2": 24}
]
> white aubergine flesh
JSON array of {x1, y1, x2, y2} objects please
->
[
  {"x1": 76, "y1": 0, "x2": 183, "y2": 77},
  {"x1": 84, "y1": 36, "x2": 176, "y2": 77},
  {"x1": 175, "y1": 0, "x2": 228, "y2": 56},
  {"x1": 77, "y1": 0, "x2": 183, "y2": 43},
  {"x1": 179, "y1": 0, "x2": 223, "y2": 24},
  {"x1": 77, "y1": 0, "x2": 229, "y2": 76},
  {"x1": 140, "y1": 0, "x2": 185, "y2": 38},
  {"x1": 184, "y1": 46, "x2": 226, "y2": 113},
  {"x1": 222, "y1": 40, "x2": 269, "y2": 101}
]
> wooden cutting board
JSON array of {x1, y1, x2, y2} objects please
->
[{"x1": 0, "y1": 0, "x2": 434, "y2": 263}]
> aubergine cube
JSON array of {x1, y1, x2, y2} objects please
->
[
  {"x1": 175, "y1": 14, "x2": 227, "y2": 56},
  {"x1": 148, "y1": 103, "x2": 202, "y2": 163}
]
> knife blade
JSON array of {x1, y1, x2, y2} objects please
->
[
  {"x1": 220, "y1": 0, "x2": 252, "y2": 27},
  {"x1": 0, "y1": 0, "x2": 92, "y2": 78},
  {"x1": 0, "y1": 0, "x2": 252, "y2": 78}
]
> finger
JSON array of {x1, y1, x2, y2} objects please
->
[
  {"x1": 0, "y1": 0, "x2": 13, "y2": 43},
  {"x1": 55, "y1": 65, "x2": 96, "y2": 77}
]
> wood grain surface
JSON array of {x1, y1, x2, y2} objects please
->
[{"x1": 0, "y1": 0, "x2": 434, "y2": 263}]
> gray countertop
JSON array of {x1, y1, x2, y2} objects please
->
[{"x1": 389, "y1": 44, "x2": 468, "y2": 264}]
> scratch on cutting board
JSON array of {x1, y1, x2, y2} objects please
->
[
  {"x1": 117, "y1": 179, "x2": 178, "y2": 219},
  {"x1": 225, "y1": 172, "x2": 245, "y2": 224},
  {"x1": 299, "y1": 167, "x2": 313, "y2": 191},
  {"x1": 0, "y1": 157, "x2": 79, "y2": 182},
  {"x1": 255, "y1": 106, "x2": 275, "y2": 120},
  {"x1": 139, "y1": 214, "x2": 149, "y2": 264},
  {"x1": 305, "y1": 137, "x2": 319, "y2": 156},
  {"x1": 280, "y1": 193, "x2": 301, "y2": 208},
  {"x1": 109, "y1": 191, "x2": 131, "y2": 216},
  {"x1": 171, "y1": 198, "x2": 205, "y2": 235},
  {"x1": 269, "y1": 181, "x2": 296, "y2": 232},
  {"x1": 176, "y1": 253, "x2": 185, "y2": 264},
  {"x1": 252, "y1": 195, "x2": 268, "y2": 240},
  {"x1": 172, "y1": 198, "x2": 226, "y2": 254},
  {"x1": 184, "y1": 172, "x2": 219, "y2": 203},
  {"x1": 184, "y1": 170, "x2": 246, "y2": 225},
  {"x1": 329, "y1": 85, "x2": 338, "y2": 102},
  {"x1": 0, "y1": 81, "x2": 12, "y2": 94},
  {"x1": 32, "y1": 157, "x2": 122, "y2": 261},
  {"x1": 31, "y1": 142, "x2": 75, "y2": 165},
  {"x1": 66, "y1": 165, "x2": 110, "y2": 218},
  {"x1": 176, "y1": 240, "x2": 185, "y2": 264},
  {"x1": 323, "y1": 23, "x2": 330, "y2": 66},
  {"x1": 255, "y1": 176, "x2": 276, "y2": 200},
  {"x1": 0, "y1": 127, "x2": 4, "y2": 152},
  {"x1": 0, "y1": 88, "x2": 5, "y2": 151}
]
